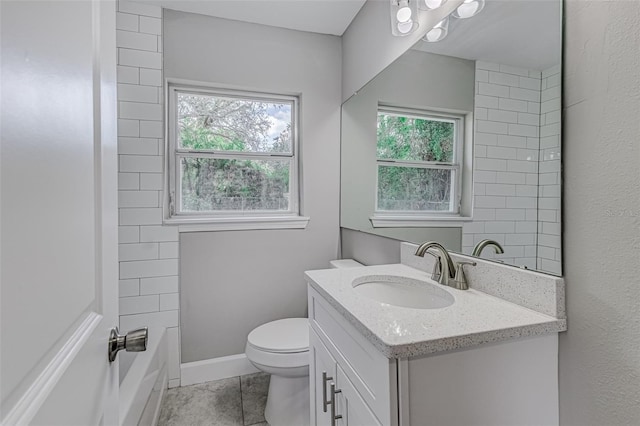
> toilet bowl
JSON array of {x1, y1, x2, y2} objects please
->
[{"x1": 245, "y1": 318, "x2": 310, "y2": 426}]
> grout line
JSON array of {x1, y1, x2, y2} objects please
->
[{"x1": 239, "y1": 375, "x2": 246, "y2": 426}]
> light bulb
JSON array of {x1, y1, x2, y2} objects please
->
[
  {"x1": 423, "y1": 17, "x2": 449, "y2": 42},
  {"x1": 426, "y1": 28, "x2": 443, "y2": 42},
  {"x1": 396, "y1": 1, "x2": 412, "y2": 23},
  {"x1": 397, "y1": 19, "x2": 414, "y2": 34},
  {"x1": 457, "y1": 1, "x2": 479, "y2": 18},
  {"x1": 391, "y1": 0, "x2": 418, "y2": 36},
  {"x1": 424, "y1": 0, "x2": 446, "y2": 9},
  {"x1": 453, "y1": 0, "x2": 485, "y2": 19}
]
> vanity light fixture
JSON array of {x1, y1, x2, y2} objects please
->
[
  {"x1": 422, "y1": 0, "x2": 485, "y2": 42},
  {"x1": 452, "y1": 0, "x2": 485, "y2": 19},
  {"x1": 420, "y1": 0, "x2": 447, "y2": 10},
  {"x1": 393, "y1": 0, "x2": 484, "y2": 40},
  {"x1": 391, "y1": 0, "x2": 419, "y2": 36},
  {"x1": 424, "y1": 17, "x2": 449, "y2": 42}
]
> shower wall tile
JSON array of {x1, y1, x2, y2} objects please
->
[{"x1": 116, "y1": 1, "x2": 181, "y2": 380}]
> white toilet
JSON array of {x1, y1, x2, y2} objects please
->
[
  {"x1": 245, "y1": 318, "x2": 310, "y2": 426},
  {"x1": 245, "y1": 259, "x2": 363, "y2": 426}
]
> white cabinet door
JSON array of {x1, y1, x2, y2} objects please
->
[
  {"x1": 1, "y1": 0, "x2": 120, "y2": 424},
  {"x1": 335, "y1": 365, "x2": 382, "y2": 426},
  {"x1": 310, "y1": 328, "x2": 338, "y2": 426},
  {"x1": 309, "y1": 286, "x2": 396, "y2": 424}
]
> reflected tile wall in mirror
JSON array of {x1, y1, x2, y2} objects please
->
[{"x1": 462, "y1": 61, "x2": 562, "y2": 274}]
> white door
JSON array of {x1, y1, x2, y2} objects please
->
[{"x1": 1, "y1": 0, "x2": 121, "y2": 424}]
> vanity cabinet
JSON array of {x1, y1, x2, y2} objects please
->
[{"x1": 308, "y1": 285, "x2": 560, "y2": 426}]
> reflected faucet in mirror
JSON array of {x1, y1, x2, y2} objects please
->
[{"x1": 472, "y1": 239, "x2": 505, "y2": 257}]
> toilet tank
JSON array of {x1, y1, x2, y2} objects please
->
[{"x1": 329, "y1": 259, "x2": 363, "y2": 269}]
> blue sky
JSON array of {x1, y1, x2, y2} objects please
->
[{"x1": 265, "y1": 104, "x2": 291, "y2": 144}]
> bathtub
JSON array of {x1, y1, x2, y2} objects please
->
[{"x1": 119, "y1": 327, "x2": 168, "y2": 426}]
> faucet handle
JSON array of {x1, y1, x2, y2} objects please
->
[{"x1": 452, "y1": 261, "x2": 476, "y2": 290}]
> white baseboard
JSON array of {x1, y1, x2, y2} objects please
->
[{"x1": 180, "y1": 353, "x2": 260, "y2": 387}]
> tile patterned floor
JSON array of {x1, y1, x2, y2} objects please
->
[{"x1": 158, "y1": 373, "x2": 270, "y2": 426}]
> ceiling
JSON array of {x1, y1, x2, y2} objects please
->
[
  {"x1": 413, "y1": 0, "x2": 562, "y2": 71},
  {"x1": 133, "y1": 0, "x2": 367, "y2": 36},
  {"x1": 133, "y1": 0, "x2": 561, "y2": 70}
]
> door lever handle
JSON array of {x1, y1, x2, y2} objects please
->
[{"x1": 108, "y1": 327, "x2": 148, "y2": 362}]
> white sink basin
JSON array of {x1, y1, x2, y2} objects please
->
[{"x1": 351, "y1": 275, "x2": 454, "y2": 309}]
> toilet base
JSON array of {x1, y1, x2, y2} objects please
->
[{"x1": 264, "y1": 374, "x2": 309, "y2": 426}]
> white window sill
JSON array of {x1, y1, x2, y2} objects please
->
[
  {"x1": 370, "y1": 214, "x2": 472, "y2": 228},
  {"x1": 164, "y1": 215, "x2": 310, "y2": 232}
]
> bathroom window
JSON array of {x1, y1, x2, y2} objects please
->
[
  {"x1": 166, "y1": 84, "x2": 307, "y2": 230},
  {"x1": 373, "y1": 107, "x2": 465, "y2": 223}
]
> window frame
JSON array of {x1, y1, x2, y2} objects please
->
[
  {"x1": 165, "y1": 82, "x2": 308, "y2": 231},
  {"x1": 371, "y1": 106, "x2": 470, "y2": 227}
]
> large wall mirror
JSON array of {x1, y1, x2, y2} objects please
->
[{"x1": 340, "y1": 0, "x2": 562, "y2": 275}]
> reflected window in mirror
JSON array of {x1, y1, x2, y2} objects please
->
[{"x1": 376, "y1": 107, "x2": 463, "y2": 214}]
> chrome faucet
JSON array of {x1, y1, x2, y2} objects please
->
[
  {"x1": 415, "y1": 241, "x2": 455, "y2": 286},
  {"x1": 472, "y1": 239, "x2": 504, "y2": 257},
  {"x1": 415, "y1": 241, "x2": 476, "y2": 290},
  {"x1": 414, "y1": 241, "x2": 474, "y2": 290}
]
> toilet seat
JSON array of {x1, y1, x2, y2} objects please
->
[
  {"x1": 246, "y1": 318, "x2": 309, "y2": 369},
  {"x1": 245, "y1": 343, "x2": 309, "y2": 369},
  {"x1": 247, "y1": 318, "x2": 309, "y2": 353}
]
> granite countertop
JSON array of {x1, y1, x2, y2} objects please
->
[{"x1": 305, "y1": 263, "x2": 567, "y2": 358}]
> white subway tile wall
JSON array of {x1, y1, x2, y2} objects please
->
[
  {"x1": 116, "y1": 1, "x2": 181, "y2": 382},
  {"x1": 463, "y1": 62, "x2": 541, "y2": 269},
  {"x1": 536, "y1": 65, "x2": 562, "y2": 275}
]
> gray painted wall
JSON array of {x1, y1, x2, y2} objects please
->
[
  {"x1": 340, "y1": 228, "x2": 401, "y2": 265},
  {"x1": 560, "y1": 1, "x2": 640, "y2": 424},
  {"x1": 164, "y1": 10, "x2": 342, "y2": 362}
]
